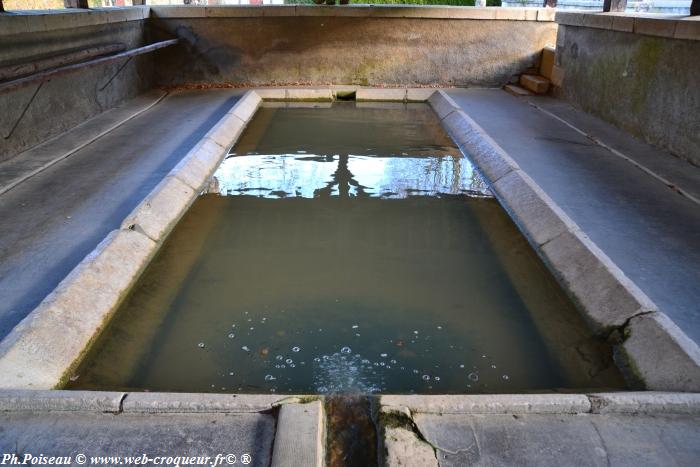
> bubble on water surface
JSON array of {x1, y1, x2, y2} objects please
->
[
  {"x1": 286, "y1": 359, "x2": 293, "y2": 364},
  {"x1": 276, "y1": 355, "x2": 284, "y2": 361},
  {"x1": 502, "y1": 375, "x2": 510, "y2": 380},
  {"x1": 341, "y1": 346, "x2": 352, "y2": 354},
  {"x1": 434, "y1": 376, "x2": 441, "y2": 381},
  {"x1": 197, "y1": 342, "x2": 205, "y2": 348},
  {"x1": 265, "y1": 375, "x2": 276, "y2": 381},
  {"x1": 468, "y1": 372, "x2": 479, "y2": 382},
  {"x1": 422, "y1": 375, "x2": 430, "y2": 381},
  {"x1": 352, "y1": 325, "x2": 359, "y2": 329},
  {"x1": 242, "y1": 346, "x2": 250, "y2": 352},
  {"x1": 292, "y1": 346, "x2": 301, "y2": 353},
  {"x1": 380, "y1": 353, "x2": 388, "y2": 358},
  {"x1": 228, "y1": 333, "x2": 235, "y2": 339},
  {"x1": 491, "y1": 364, "x2": 497, "y2": 369}
]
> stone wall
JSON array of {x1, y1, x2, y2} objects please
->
[
  {"x1": 0, "y1": 8, "x2": 155, "y2": 162},
  {"x1": 554, "y1": 12, "x2": 700, "y2": 166},
  {"x1": 149, "y1": 6, "x2": 557, "y2": 88}
]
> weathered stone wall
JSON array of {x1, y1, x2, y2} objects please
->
[
  {"x1": 0, "y1": 8, "x2": 155, "y2": 162},
  {"x1": 554, "y1": 13, "x2": 700, "y2": 166},
  {"x1": 149, "y1": 6, "x2": 557, "y2": 88}
]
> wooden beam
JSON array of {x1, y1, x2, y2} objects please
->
[
  {"x1": 603, "y1": 0, "x2": 627, "y2": 12},
  {"x1": 0, "y1": 39, "x2": 179, "y2": 95},
  {"x1": 543, "y1": 0, "x2": 557, "y2": 7},
  {"x1": 691, "y1": 0, "x2": 699, "y2": 16},
  {"x1": 64, "y1": 0, "x2": 90, "y2": 8}
]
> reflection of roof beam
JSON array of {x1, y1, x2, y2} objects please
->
[
  {"x1": 64, "y1": 0, "x2": 90, "y2": 8},
  {"x1": 692, "y1": 0, "x2": 699, "y2": 16},
  {"x1": 603, "y1": 0, "x2": 627, "y2": 12}
]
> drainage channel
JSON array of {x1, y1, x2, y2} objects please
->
[{"x1": 325, "y1": 394, "x2": 379, "y2": 467}]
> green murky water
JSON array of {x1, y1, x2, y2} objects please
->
[{"x1": 67, "y1": 102, "x2": 625, "y2": 394}]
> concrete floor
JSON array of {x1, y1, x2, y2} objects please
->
[
  {"x1": 0, "y1": 89, "x2": 243, "y2": 340},
  {"x1": 415, "y1": 412, "x2": 700, "y2": 466},
  {"x1": 446, "y1": 88, "x2": 700, "y2": 345},
  {"x1": 0, "y1": 411, "x2": 275, "y2": 467}
]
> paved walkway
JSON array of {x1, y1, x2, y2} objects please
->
[
  {"x1": 0, "y1": 89, "x2": 243, "y2": 340},
  {"x1": 447, "y1": 88, "x2": 700, "y2": 345}
]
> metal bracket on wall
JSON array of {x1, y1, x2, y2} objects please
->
[
  {"x1": 99, "y1": 57, "x2": 133, "y2": 92},
  {"x1": 3, "y1": 81, "x2": 44, "y2": 140}
]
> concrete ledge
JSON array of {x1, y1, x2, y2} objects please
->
[
  {"x1": 0, "y1": 7, "x2": 150, "y2": 37},
  {"x1": 555, "y1": 12, "x2": 699, "y2": 41},
  {"x1": 620, "y1": 312, "x2": 700, "y2": 391},
  {"x1": 540, "y1": 229, "x2": 656, "y2": 331},
  {"x1": 589, "y1": 391, "x2": 700, "y2": 414},
  {"x1": 0, "y1": 229, "x2": 156, "y2": 389},
  {"x1": 381, "y1": 394, "x2": 591, "y2": 414},
  {"x1": 230, "y1": 90, "x2": 263, "y2": 121},
  {"x1": 356, "y1": 88, "x2": 407, "y2": 102},
  {"x1": 428, "y1": 90, "x2": 461, "y2": 120},
  {"x1": 122, "y1": 392, "x2": 297, "y2": 413},
  {"x1": 285, "y1": 89, "x2": 334, "y2": 102},
  {"x1": 0, "y1": 389, "x2": 124, "y2": 412},
  {"x1": 149, "y1": 6, "x2": 555, "y2": 22},
  {"x1": 121, "y1": 176, "x2": 195, "y2": 243},
  {"x1": 271, "y1": 400, "x2": 325, "y2": 467},
  {"x1": 429, "y1": 90, "x2": 700, "y2": 390}
]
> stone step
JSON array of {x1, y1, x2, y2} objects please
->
[
  {"x1": 520, "y1": 73, "x2": 551, "y2": 94},
  {"x1": 504, "y1": 84, "x2": 533, "y2": 97}
]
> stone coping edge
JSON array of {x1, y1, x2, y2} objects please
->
[
  {"x1": 0, "y1": 91, "x2": 261, "y2": 390},
  {"x1": 381, "y1": 392, "x2": 700, "y2": 415},
  {"x1": 555, "y1": 11, "x2": 700, "y2": 41},
  {"x1": 3, "y1": 389, "x2": 698, "y2": 416},
  {"x1": 427, "y1": 90, "x2": 700, "y2": 392},
  {"x1": 271, "y1": 400, "x2": 325, "y2": 467},
  {"x1": 0, "y1": 7, "x2": 150, "y2": 37},
  {"x1": 0, "y1": 389, "x2": 317, "y2": 414},
  {"x1": 0, "y1": 6, "x2": 555, "y2": 37},
  {"x1": 150, "y1": 5, "x2": 555, "y2": 22}
]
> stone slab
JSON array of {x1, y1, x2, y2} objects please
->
[
  {"x1": 406, "y1": 88, "x2": 436, "y2": 102},
  {"x1": 380, "y1": 394, "x2": 591, "y2": 415},
  {"x1": 0, "y1": 229, "x2": 156, "y2": 389},
  {"x1": 411, "y1": 412, "x2": 700, "y2": 467},
  {"x1": 0, "y1": 411, "x2": 276, "y2": 465},
  {"x1": 384, "y1": 426, "x2": 437, "y2": 467},
  {"x1": 229, "y1": 90, "x2": 262, "y2": 122},
  {"x1": 170, "y1": 137, "x2": 228, "y2": 192},
  {"x1": 356, "y1": 88, "x2": 407, "y2": 102},
  {"x1": 439, "y1": 109, "x2": 520, "y2": 183},
  {"x1": 0, "y1": 389, "x2": 124, "y2": 413},
  {"x1": 121, "y1": 175, "x2": 196, "y2": 243},
  {"x1": 492, "y1": 170, "x2": 577, "y2": 247},
  {"x1": 621, "y1": 312, "x2": 700, "y2": 392},
  {"x1": 540, "y1": 229, "x2": 656, "y2": 332},
  {"x1": 271, "y1": 401, "x2": 325, "y2": 467},
  {"x1": 589, "y1": 392, "x2": 700, "y2": 414},
  {"x1": 427, "y1": 90, "x2": 461, "y2": 121},
  {"x1": 285, "y1": 89, "x2": 334, "y2": 102},
  {"x1": 123, "y1": 392, "x2": 296, "y2": 414}
]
